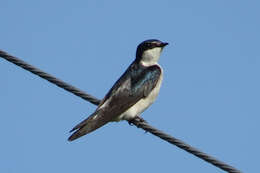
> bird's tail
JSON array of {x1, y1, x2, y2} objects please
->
[{"x1": 68, "y1": 110, "x2": 106, "y2": 141}]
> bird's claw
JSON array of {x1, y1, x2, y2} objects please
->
[
  {"x1": 128, "y1": 120, "x2": 134, "y2": 126},
  {"x1": 128, "y1": 117, "x2": 147, "y2": 128}
]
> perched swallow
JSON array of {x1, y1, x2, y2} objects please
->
[{"x1": 68, "y1": 39, "x2": 168, "y2": 141}]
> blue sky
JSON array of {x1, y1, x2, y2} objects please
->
[{"x1": 0, "y1": 1, "x2": 259, "y2": 172}]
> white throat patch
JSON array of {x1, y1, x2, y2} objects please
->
[{"x1": 141, "y1": 47, "x2": 162, "y2": 66}]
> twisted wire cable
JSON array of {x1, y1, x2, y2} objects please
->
[
  {"x1": 131, "y1": 118, "x2": 241, "y2": 173},
  {"x1": 0, "y1": 50, "x2": 242, "y2": 173},
  {"x1": 0, "y1": 50, "x2": 100, "y2": 105}
]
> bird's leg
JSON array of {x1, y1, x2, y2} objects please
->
[
  {"x1": 128, "y1": 115, "x2": 147, "y2": 127},
  {"x1": 135, "y1": 116, "x2": 147, "y2": 123}
]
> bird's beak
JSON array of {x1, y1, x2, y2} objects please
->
[{"x1": 161, "y1": 42, "x2": 169, "y2": 47}]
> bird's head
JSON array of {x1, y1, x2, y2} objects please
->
[{"x1": 136, "y1": 39, "x2": 168, "y2": 66}]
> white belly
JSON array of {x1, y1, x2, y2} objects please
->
[{"x1": 115, "y1": 72, "x2": 163, "y2": 121}]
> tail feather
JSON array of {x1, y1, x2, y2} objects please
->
[
  {"x1": 68, "y1": 126, "x2": 88, "y2": 141},
  {"x1": 69, "y1": 118, "x2": 89, "y2": 133},
  {"x1": 68, "y1": 113, "x2": 95, "y2": 141},
  {"x1": 68, "y1": 110, "x2": 108, "y2": 141}
]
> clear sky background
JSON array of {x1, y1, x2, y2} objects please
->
[{"x1": 0, "y1": 1, "x2": 259, "y2": 172}]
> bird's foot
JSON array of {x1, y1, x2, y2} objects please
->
[
  {"x1": 128, "y1": 117, "x2": 147, "y2": 128},
  {"x1": 128, "y1": 119, "x2": 135, "y2": 126},
  {"x1": 135, "y1": 116, "x2": 147, "y2": 123}
]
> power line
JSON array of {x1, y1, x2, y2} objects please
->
[
  {"x1": 0, "y1": 50, "x2": 242, "y2": 173},
  {"x1": 0, "y1": 50, "x2": 99, "y2": 105}
]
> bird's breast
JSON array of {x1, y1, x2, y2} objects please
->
[{"x1": 115, "y1": 69, "x2": 163, "y2": 121}]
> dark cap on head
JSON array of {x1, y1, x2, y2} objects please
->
[{"x1": 136, "y1": 39, "x2": 168, "y2": 60}]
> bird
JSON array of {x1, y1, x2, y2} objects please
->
[{"x1": 68, "y1": 39, "x2": 168, "y2": 141}]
